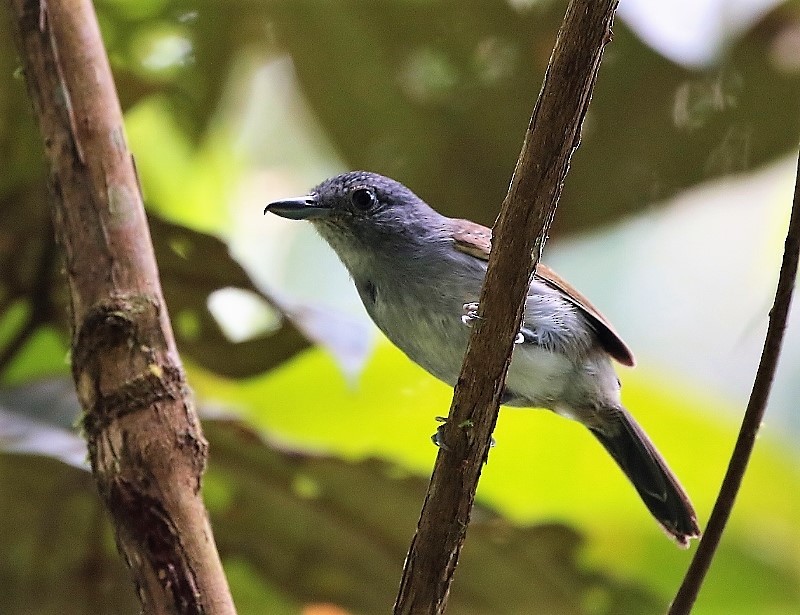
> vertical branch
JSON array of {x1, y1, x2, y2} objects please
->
[
  {"x1": 393, "y1": 1, "x2": 619, "y2": 613},
  {"x1": 8, "y1": 0, "x2": 236, "y2": 613},
  {"x1": 668, "y1": 152, "x2": 800, "y2": 614}
]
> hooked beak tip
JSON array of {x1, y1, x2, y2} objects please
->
[{"x1": 264, "y1": 195, "x2": 329, "y2": 220}]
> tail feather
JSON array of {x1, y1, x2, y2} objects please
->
[{"x1": 589, "y1": 406, "x2": 700, "y2": 547}]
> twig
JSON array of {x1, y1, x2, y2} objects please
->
[
  {"x1": 392, "y1": 2, "x2": 619, "y2": 613},
  {"x1": 9, "y1": 0, "x2": 236, "y2": 612},
  {"x1": 668, "y1": 152, "x2": 800, "y2": 614}
]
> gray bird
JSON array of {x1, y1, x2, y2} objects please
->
[{"x1": 265, "y1": 171, "x2": 700, "y2": 547}]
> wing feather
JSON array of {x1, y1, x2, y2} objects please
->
[{"x1": 451, "y1": 218, "x2": 635, "y2": 366}]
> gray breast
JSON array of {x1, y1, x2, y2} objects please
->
[{"x1": 356, "y1": 268, "x2": 474, "y2": 386}]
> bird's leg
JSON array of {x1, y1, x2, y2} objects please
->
[{"x1": 461, "y1": 301, "x2": 526, "y2": 344}]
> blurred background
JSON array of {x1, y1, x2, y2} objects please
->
[{"x1": 1, "y1": 0, "x2": 799, "y2": 613}]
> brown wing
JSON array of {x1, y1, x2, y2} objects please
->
[
  {"x1": 451, "y1": 219, "x2": 492, "y2": 259},
  {"x1": 535, "y1": 264, "x2": 635, "y2": 366},
  {"x1": 451, "y1": 219, "x2": 636, "y2": 367}
]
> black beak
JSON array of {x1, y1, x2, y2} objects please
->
[{"x1": 264, "y1": 195, "x2": 330, "y2": 220}]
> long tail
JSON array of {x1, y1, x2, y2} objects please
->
[{"x1": 589, "y1": 406, "x2": 700, "y2": 547}]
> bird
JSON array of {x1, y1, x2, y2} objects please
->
[{"x1": 264, "y1": 170, "x2": 700, "y2": 547}]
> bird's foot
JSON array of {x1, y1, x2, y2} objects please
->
[
  {"x1": 461, "y1": 302, "x2": 480, "y2": 327},
  {"x1": 431, "y1": 416, "x2": 496, "y2": 451},
  {"x1": 461, "y1": 301, "x2": 526, "y2": 344},
  {"x1": 431, "y1": 416, "x2": 450, "y2": 450}
]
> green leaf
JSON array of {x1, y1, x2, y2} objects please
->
[
  {"x1": 0, "y1": 412, "x2": 663, "y2": 614},
  {"x1": 189, "y1": 341, "x2": 800, "y2": 612}
]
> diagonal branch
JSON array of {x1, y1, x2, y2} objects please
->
[
  {"x1": 8, "y1": 0, "x2": 236, "y2": 612},
  {"x1": 668, "y1": 151, "x2": 800, "y2": 614},
  {"x1": 393, "y1": 1, "x2": 619, "y2": 613}
]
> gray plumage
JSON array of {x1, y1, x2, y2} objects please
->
[{"x1": 265, "y1": 170, "x2": 700, "y2": 546}]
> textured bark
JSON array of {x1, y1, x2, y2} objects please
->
[
  {"x1": 393, "y1": 1, "x2": 619, "y2": 613},
  {"x1": 9, "y1": 0, "x2": 236, "y2": 613}
]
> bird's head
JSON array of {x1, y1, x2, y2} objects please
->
[{"x1": 264, "y1": 171, "x2": 443, "y2": 263}]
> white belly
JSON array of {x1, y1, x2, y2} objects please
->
[
  {"x1": 504, "y1": 345, "x2": 574, "y2": 408},
  {"x1": 358, "y1": 266, "x2": 616, "y2": 414}
]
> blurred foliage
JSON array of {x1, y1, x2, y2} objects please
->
[
  {"x1": 0, "y1": 403, "x2": 664, "y2": 615},
  {"x1": 191, "y1": 343, "x2": 800, "y2": 615},
  {"x1": 270, "y1": 1, "x2": 800, "y2": 231},
  {"x1": 2, "y1": 350, "x2": 798, "y2": 614},
  {"x1": 1, "y1": 0, "x2": 800, "y2": 613}
]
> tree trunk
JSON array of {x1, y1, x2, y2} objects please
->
[{"x1": 8, "y1": 0, "x2": 236, "y2": 612}]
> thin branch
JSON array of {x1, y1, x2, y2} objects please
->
[
  {"x1": 9, "y1": 0, "x2": 236, "y2": 612},
  {"x1": 392, "y1": 2, "x2": 619, "y2": 613},
  {"x1": 668, "y1": 151, "x2": 800, "y2": 614}
]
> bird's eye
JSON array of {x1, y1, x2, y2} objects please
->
[{"x1": 350, "y1": 188, "x2": 377, "y2": 211}]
